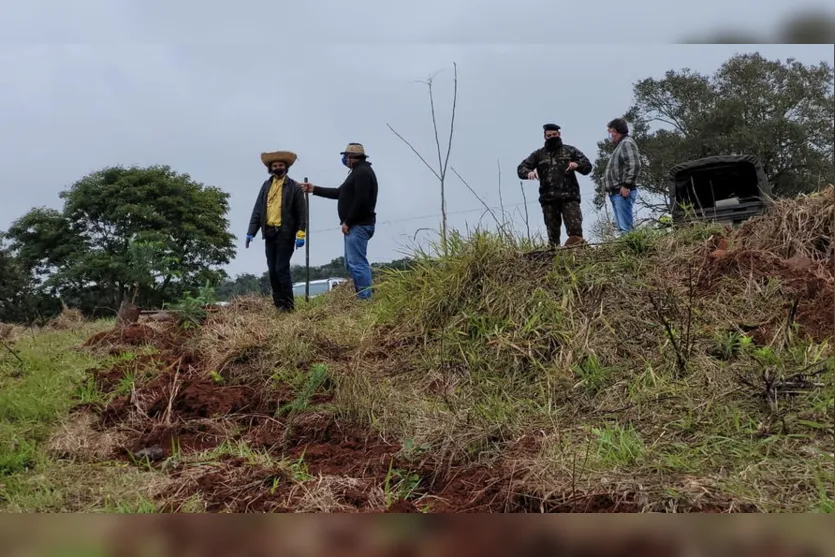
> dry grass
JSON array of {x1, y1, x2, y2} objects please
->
[
  {"x1": 738, "y1": 185, "x2": 834, "y2": 260},
  {"x1": 47, "y1": 411, "x2": 127, "y2": 463},
  {"x1": 0, "y1": 322, "x2": 30, "y2": 343},
  {"x1": 46, "y1": 307, "x2": 86, "y2": 330}
]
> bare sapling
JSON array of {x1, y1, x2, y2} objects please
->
[{"x1": 387, "y1": 62, "x2": 458, "y2": 255}]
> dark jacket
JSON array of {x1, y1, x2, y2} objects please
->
[
  {"x1": 517, "y1": 143, "x2": 592, "y2": 203},
  {"x1": 247, "y1": 175, "x2": 307, "y2": 240},
  {"x1": 312, "y1": 160, "x2": 377, "y2": 227}
]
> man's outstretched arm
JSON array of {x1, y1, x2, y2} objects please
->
[{"x1": 302, "y1": 184, "x2": 342, "y2": 199}]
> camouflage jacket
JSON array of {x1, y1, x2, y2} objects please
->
[{"x1": 517, "y1": 144, "x2": 592, "y2": 203}]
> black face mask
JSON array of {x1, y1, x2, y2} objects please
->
[
  {"x1": 271, "y1": 167, "x2": 286, "y2": 177},
  {"x1": 545, "y1": 137, "x2": 563, "y2": 150}
]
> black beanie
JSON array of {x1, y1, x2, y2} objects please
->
[
  {"x1": 607, "y1": 118, "x2": 629, "y2": 135},
  {"x1": 543, "y1": 123, "x2": 561, "y2": 132}
]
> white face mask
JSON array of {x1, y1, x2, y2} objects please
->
[{"x1": 608, "y1": 132, "x2": 615, "y2": 141}]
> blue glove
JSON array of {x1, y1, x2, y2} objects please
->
[
  {"x1": 245, "y1": 234, "x2": 254, "y2": 248},
  {"x1": 295, "y1": 237, "x2": 305, "y2": 249}
]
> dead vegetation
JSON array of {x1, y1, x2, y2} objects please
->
[
  {"x1": 14, "y1": 189, "x2": 835, "y2": 513},
  {"x1": 46, "y1": 306, "x2": 86, "y2": 330}
]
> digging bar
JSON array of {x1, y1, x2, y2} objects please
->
[{"x1": 304, "y1": 176, "x2": 310, "y2": 303}]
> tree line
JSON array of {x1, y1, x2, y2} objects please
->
[
  {"x1": 1, "y1": 53, "x2": 832, "y2": 324},
  {"x1": 214, "y1": 257, "x2": 414, "y2": 301}
]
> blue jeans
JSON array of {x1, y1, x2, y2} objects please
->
[
  {"x1": 609, "y1": 189, "x2": 637, "y2": 234},
  {"x1": 344, "y1": 224, "x2": 375, "y2": 299}
]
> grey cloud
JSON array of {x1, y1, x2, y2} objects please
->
[
  {"x1": 4, "y1": 0, "x2": 824, "y2": 44},
  {"x1": 1, "y1": 1, "x2": 831, "y2": 278}
]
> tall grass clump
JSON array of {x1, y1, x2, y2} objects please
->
[{"x1": 366, "y1": 228, "x2": 673, "y2": 456}]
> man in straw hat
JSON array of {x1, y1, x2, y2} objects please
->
[
  {"x1": 300, "y1": 143, "x2": 378, "y2": 300},
  {"x1": 245, "y1": 150, "x2": 307, "y2": 312}
]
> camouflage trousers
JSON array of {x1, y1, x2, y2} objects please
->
[{"x1": 541, "y1": 200, "x2": 583, "y2": 246}]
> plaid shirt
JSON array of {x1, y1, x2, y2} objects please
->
[{"x1": 603, "y1": 135, "x2": 641, "y2": 194}]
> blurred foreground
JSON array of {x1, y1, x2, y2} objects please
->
[{"x1": 0, "y1": 515, "x2": 833, "y2": 556}]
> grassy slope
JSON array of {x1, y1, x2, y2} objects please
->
[
  {"x1": 352, "y1": 228, "x2": 834, "y2": 512},
  {"x1": 0, "y1": 192, "x2": 833, "y2": 513}
]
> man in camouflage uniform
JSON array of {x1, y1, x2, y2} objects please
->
[{"x1": 517, "y1": 123, "x2": 593, "y2": 247}]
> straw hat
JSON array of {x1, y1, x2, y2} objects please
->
[
  {"x1": 340, "y1": 143, "x2": 368, "y2": 157},
  {"x1": 260, "y1": 151, "x2": 297, "y2": 168}
]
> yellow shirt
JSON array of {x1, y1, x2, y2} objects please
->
[{"x1": 266, "y1": 176, "x2": 284, "y2": 227}]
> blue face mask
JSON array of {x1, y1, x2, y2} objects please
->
[{"x1": 341, "y1": 155, "x2": 349, "y2": 168}]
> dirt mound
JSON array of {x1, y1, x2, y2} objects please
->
[
  {"x1": 168, "y1": 380, "x2": 253, "y2": 418},
  {"x1": 282, "y1": 414, "x2": 399, "y2": 476},
  {"x1": 84, "y1": 322, "x2": 184, "y2": 352},
  {"x1": 79, "y1": 310, "x2": 810, "y2": 514},
  {"x1": 700, "y1": 248, "x2": 834, "y2": 342},
  {"x1": 83, "y1": 321, "x2": 538, "y2": 513}
]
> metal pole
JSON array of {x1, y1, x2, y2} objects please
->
[{"x1": 304, "y1": 176, "x2": 310, "y2": 303}]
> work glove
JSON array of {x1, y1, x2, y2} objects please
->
[
  {"x1": 295, "y1": 230, "x2": 306, "y2": 250},
  {"x1": 245, "y1": 234, "x2": 254, "y2": 249}
]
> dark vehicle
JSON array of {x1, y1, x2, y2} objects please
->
[{"x1": 668, "y1": 155, "x2": 773, "y2": 225}]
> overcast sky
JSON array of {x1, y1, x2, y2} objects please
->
[{"x1": 1, "y1": 1, "x2": 832, "y2": 277}]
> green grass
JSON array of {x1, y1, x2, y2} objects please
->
[
  {"x1": 0, "y1": 322, "x2": 110, "y2": 477},
  {"x1": 0, "y1": 320, "x2": 174, "y2": 511}
]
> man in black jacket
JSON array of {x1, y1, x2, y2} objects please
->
[
  {"x1": 300, "y1": 143, "x2": 378, "y2": 300},
  {"x1": 245, "y1": 150, "x2": 307, "y2": 312},
  {"x1": 517, "y1": 123, "x2": 593, "y2": 247}
]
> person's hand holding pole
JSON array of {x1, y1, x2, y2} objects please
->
[{"x1": 300, "y1": 181, "x2": 314, "y2": 193}]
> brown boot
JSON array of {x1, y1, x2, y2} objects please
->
[{"x1": 564, "y1": 235, "x2": 586, "y2": 247}]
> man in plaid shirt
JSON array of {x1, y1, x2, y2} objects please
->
[{"x1": 603, "y1": 118, "x2": 641, "y2": 234}]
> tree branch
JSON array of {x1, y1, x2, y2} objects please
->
[
  {"x1": 497, "y1": 158, "x2": 505, "y2": 223},
  {"x1": 450, "y1": 167, "x2": 504, "y2": 233},
  {"x1": 519, "y1": 181, "x2": 531, "y2": 242},
  {"x1": 441, "y1": 62, "x2": 458, "y2": 184},
  {"x1": 426, "y1": 78, "x2": 448, "y2": 251},
  {"x1": 385, "y1": 124, "x2": 441, "y2": 181}
]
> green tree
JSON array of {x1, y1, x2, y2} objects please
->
[
  {"x1": 0, "y1": 234, "x2": 60, "y2": 323},
  {"x1": 372, "y1": 257, "x2": 415, "y2": 273},
  {"x1": 126, "y1": 239, "x2": 180, "y2": 303},
  {"x1": 290, "y1": 257, "x2": 348, "y2": 283},
  {"x1": 215, "y1": 273, "x2": 267, "y2": 300},
  {"x1": 5, "y1": 165, "x2": 236, "y2": 315},
  {"x1": 591, "y1": 53, "x2": 835, "y2": 210}
]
